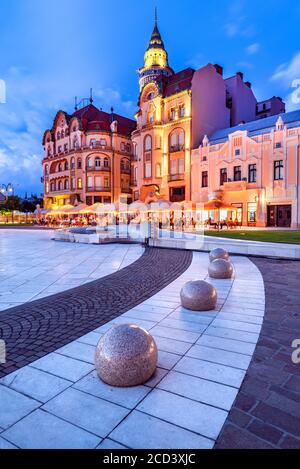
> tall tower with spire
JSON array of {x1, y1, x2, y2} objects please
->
[{"x1": 138, "y1": 8, "x2": 173, "y2": 91}]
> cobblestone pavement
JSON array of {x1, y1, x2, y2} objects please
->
[
  {"x1": 215, "y1": 258, "x2": 300, "y2": 449},
  {"x1": 0, "y1": 247, "x2": 192, "y2": 378}
]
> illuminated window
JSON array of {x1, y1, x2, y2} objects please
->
[{"x1": 77, "y1": 178, "x2": 82, "y2": 189}]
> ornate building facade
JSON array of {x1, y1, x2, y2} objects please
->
[{"x1": 42, "y1": 14, "x2": 300, "y2": 227}]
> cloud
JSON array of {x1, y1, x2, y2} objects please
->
[
  {"x1": 271, "y1": 52, "x2": 300, "y2": 86},
  {"x1": 246, "y1": 43, "x2": 260, "y2": 55},
  {"x1": 271, "y1": 52, "x2": 300, "y2": 111}
]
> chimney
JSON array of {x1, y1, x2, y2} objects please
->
[
  {"x1": 214, "y1": 64, "x2": 223, "y2": 75},
  {"x1": 245, "y1": 81, "x2": 252, "y2": 88},
  {"x1": 236, "y1": 71, "x2": 244, "y2": 80}
]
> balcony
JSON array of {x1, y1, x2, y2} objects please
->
[
  {"x1": 86, "y1": 165, "x2": 111, "y2": 172},
  {"x1": 86, "y1": 186, "x2": 111, "y2": 192},
  {"x1": 121, "y1": 187, "x2": 131, "y2": 194},
  {"x1": 130, "y1": 179, "x2": 137, "y2": 186},
  {"x1": 132, "y1": 155, "x2": 139, "y2": 161},
  {"x1": 168, "y1": 173, "x2": 185, "y2": 182},
  {"x1": 169, "y1": 144, "x2": 184, "y2": 153},
  {"x1": 120, "y1": 167, "x2": 131, "y2": 174}
]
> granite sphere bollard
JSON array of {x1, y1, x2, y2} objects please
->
[
  {"x1": 208, "y1": 258, "x2": 233, "y2": 279},
  {"x1": 180, "y1": 280, "x2": 217, "y2": 311},
  {"x1": 95, "y1": 324, "x2": 158, "y2": 387},
  {"x1": 209, "y1": 247, "x2": 229, "y2": 262}
]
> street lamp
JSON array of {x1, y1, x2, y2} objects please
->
[{"x1": 1, "y1": 183, "x2": 14, "y2": 200}]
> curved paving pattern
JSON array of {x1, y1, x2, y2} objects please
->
[
  {"x1": 215, "y1": 258, "x2": 300, "y2": 449},
  {"x1": 0, "y1": 247, "x2": 192, "y2": 378}
]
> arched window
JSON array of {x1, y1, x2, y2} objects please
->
[
  {"x1": 144, "y1": 135, "x2": 152, "y2": 178},
  {"x1": 103, "y1": 157, "x2": 109, "y2": 168},
  {"x1": 45, "y1": 165, "x2": 49, "y2": 176},
  {"x1": 144, "y1": 135, "x2": 152, "y2": 151},
  {"x1": 61, "y1": 130, "x2": 64, "y2": 138},
  {"x1": 169, "y1": 128, "x2": 185, "y2": 152},
  {"x1": 57, "y1": 132, "x2": 60, "y2": 140},
  {"x1": 77, "y1": 158, "x2": 82, "y2": 169},
  {"x1": 64, "y1": 179, "x2": 69, "y2": 190},
  {"x1": 47, "y1": 146, "x2": 51, "y2": 157},
  {"x1": 58, "y1": 163, "x2": 62, "y2": 172},
  {"x1": 65, "y1": 161, "x2": 69, "y2": 171},
  {"x1": 65, "y1": 128, "x2": 69, "y2": 136},
  {"x1": 50, "y1": 182, "x2": 55, "y2": 192},
  {"x1": 156, "y1": 163, "x2": 162, "y2": 178},
  {"x1": 95, "y1": 156, "x2": 101, "y2": 168},
  {"x1": 71, "y1": 157, "x2": 75, "y2": 169},
  {"x1": 121, "y1": 159, "x2": 126, "y2": 170},
  {"x1": 58, "y1": 180, "x2": 63, "y2": 191},
  {"x1": 87, "y1": 157, "x2": 93, "y2": 168}
]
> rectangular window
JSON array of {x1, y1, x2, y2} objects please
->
[
  {"x1": 104, "y1": 177, "x2": 109, "y2": 188},
  {"x1": 234, "y1": 165, "x2": 241, "y2": 181},
  {"x1": 71, "y1": 178, "x2": 75, "y2": 190},
  {"x1": 178, "y1": 158, "x2": 184, "y2": 174},
  {"x1": 235, "y1": 148, "x2": 240, "y2": 156},
  {"x1": 248, "y1": 164, "x2": 257, "y2": 183},
  {"x1": 202, "y1": 171, "x2": 208, "y2": 188},
  {"x1": 77, "y1": 178, "x2": 82, "y2": 189},
  {"x1": 248, "y1": 202, "x2": 257, "y2": 223},
  {"x1": 145, "y1": 162, "x2": 151, "y2": 178},
  {"x1": 275, "y1": 142, "x2": 282, "y2": 148},
  {"x1": 179, "y1": 106, "x2": 185, "y2": 118},
  {"x1": 95, "y1": 176, "x2": 101, "y2": 188},
  {"x1": 220, "y1": 168, "x2": 227, "y2": 185},
  {"x1": 171, "y1": 109, "x2": 176, "y2": 120},
  {"x1": 171, "y1": 159, "x2": 177, "y2": 175},
  {"x1": 87, "y1": 176, "x2": 93, "y2": 188},
  {"x1": 274, "y1": 160, "x2": 283, "y2": 180}
]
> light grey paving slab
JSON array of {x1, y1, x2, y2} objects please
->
[
  {"x1": 122, "y1": 309, "x2": 168, "y2": 322},
  {"x1": 186, "y1": 345, "x2": 251, "y2": 370},
  {"x1": 0, "y1": 436, "x2": 18, "y2": 449},
  {"x1": 131, "y1": 303, "x2": 174, "y2": 314},
  {"x1": 77, "y1": 331, "x2": 102, "y2": 347},
  {"x1": 150, "y1": 325, "x2": 200, "y2": 344},
  {"x1": 174, "y1": 356, "x2": 245, "y2": 388},
  {"x1": 196, "y1": 334, "x2": 256, "y2": 355},
  {"x1": 30, "y1": 353, "x2": 94, "y2": 382},
  {"x1": 137, "y1": 389, "x2": 228, "y2": 440},
  {"x1": 158, "y1": 318, "x2": 208, "y2": 334},
  {"x1": 97, "y1": 438, "x2": 127, "y2": 449},
  {"x1": 144, "y1": 368, "x2": 168, "y2": 387},
  {"x1": 0, "y1": 366, "x2": 72, "y2": 403},
  {"x1": 157, "y1": 370, "x2": 238, "y2": 411},
  {"x1": 110, "y1": 410, "x2": 213, "y2": 449},
  {"x1": 172, "y1": 307, "x2": 218, "y2": 322},
  {"x1": 157, "y1": 350, "x2": 182, "y2": 370},
  {"x1": 2, "y1": 409, "x2": 100, "y2": 449},
  {"x1": 112, "y1": 316, "x2": 157, "y2": 331},
  {"x1": 217, "y1": 312, "x2": 263, "y2": 325},
  {"x1": 205, "y1": 326, "x2": 259, "y2": 344},
  {"x1": 73, "y1": 370, "x2": 150, "y2": 408},
  {"x1": 0, "y1": 385, "x2": 40, "y2": 429},
  {"x1": 212, "y1": 318, "x2": 261, "y2": 334},
  {"x1": 220, "y1": 305, "x2": 264, "y2": 317},
  {"x1": 55, "y1": 341, "x2": 95, "y2": 364},
  {"x1": 153, "y1": 335, "x2": 192, "y2": 355},
  {"x1": 43, "y1": 388, "x2": 129, "y2": 438}
]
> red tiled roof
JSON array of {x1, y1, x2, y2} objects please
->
[
  {"x1": 72, "y1": 104, "x2": 136, "y2": 136},
  {"x1": 163, "y1": 68, "x2": 194, "y2": 97}
]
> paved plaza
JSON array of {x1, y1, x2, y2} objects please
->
[{"x1": 0, "y1": 230, "x2": 299, "y2": 449}]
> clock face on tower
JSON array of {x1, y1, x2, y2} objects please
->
[{"x1": 141, "y1": 83, "x2": 158, "y2": 103}]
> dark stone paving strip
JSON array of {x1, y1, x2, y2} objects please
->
[
  {"x1": 0, "y1": 247, "x2": 192, "y2": 378},
  {"x1": 215, "y1": 258, "x2": 300, "y2": 449}
]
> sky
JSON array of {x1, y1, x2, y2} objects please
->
[{"x1": 0, "y1": 0, "x2": 300, "y2": 195}]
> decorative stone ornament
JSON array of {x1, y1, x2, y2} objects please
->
[
  {"x1": 208, "y1": 258, "x2": 233, "y2": 279},
  {"x1": 95, "y1": 324, "x2": 157, "y2": 387},
  {"x1": 209, "y1": 247, "x2": 229, "y2": 262},
  {"x1": 180, "y1": 280, "x2": 217, "y2": 311}
]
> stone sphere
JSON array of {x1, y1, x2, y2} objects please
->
[
  {"x1": 180, "y1": 280, "x2": 217, "y2": 311},
  {"x1": 95, "y1": 324, "x2": 157, "y2": 387},
  {"x1": 208, "y1": 258, "x2": 233, "y2": 279},
  {"x1": 209, "y1": 247, "x2": 229, "y2": 262}
]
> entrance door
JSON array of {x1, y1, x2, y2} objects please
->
[
  {"x1": 267, "y1": 205, "x2": 291, "y2": 227},
  {"x1": 277, "y1": 205, "x2": 291, "y2": 227}
]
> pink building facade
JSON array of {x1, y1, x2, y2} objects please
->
[{"x1": 191, "y1": 112, "x2": 300, "y2": 228}]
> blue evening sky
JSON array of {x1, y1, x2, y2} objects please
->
[{"x1": 0, "y1": 0, "x2": 299, "y2": 195}]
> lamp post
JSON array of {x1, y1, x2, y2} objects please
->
[{"x1": 1, "y1": 183, "x2": 14, "y2": 223}]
